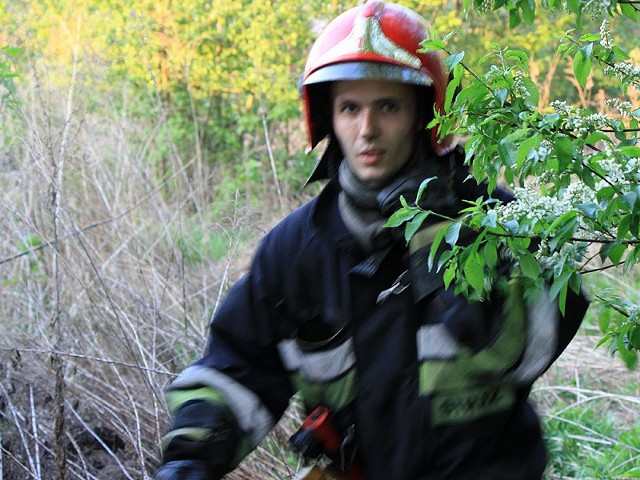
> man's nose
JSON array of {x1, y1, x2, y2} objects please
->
[{"x1": 359, "y1": 108, "x2": 379, "y2": 139}]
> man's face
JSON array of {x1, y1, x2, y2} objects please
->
[{"x1": 331, "y1": 79, "x2": 418, "y2": 187}]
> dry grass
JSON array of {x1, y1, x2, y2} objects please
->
[
  {"x1": 0, "y1": 64, "x2": 296, "y2": 479},
  {"x1": 534, "y1": 334, "x2": 640, "y2": 479}
]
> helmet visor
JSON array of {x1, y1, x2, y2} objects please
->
[{"x1": 304, "y1": 61, "x2": 433, "y2": 87}]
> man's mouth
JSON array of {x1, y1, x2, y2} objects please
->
[{"x1": 359, "y1": 149, "x2": 385, "y2": 164}]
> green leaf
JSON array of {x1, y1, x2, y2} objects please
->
[
  {"x1": 503, "y1": 219, "x2": 520, "y2": 235},
  {"x1": 495, "y1": 88, "x2": 508, "y2": 106},
  {"x1": 622, "y1": 191, "x2": 639, "y2": 210},
  {"x1": 620, "y1": 145, "x2": 640, "y2": 158},
  {"x1": 549, "y1": 270, "x2": 571, "y2": 300},
  {"x1": 621, "y1": 468, "x2": 640, "y2": 478},
  {"x1": 620, "y1": 3, "x2": 640, "y2": 22},
  {"x1": 516, "y1": 133, "x2": 541, "y2": 169},
  {"x1": 596, "y1": 332, "x2": 613, "y2": 349},
  {"x1": 445, "y1": 65, "x2": 463, "y2": 112},
  {"x1": 445, "y1": 222, "x2": 462, "y2": 246},
  {"x1": 520, "y1": 76, "x2": 540, "y2": 106},
  {"x1": 576, "y1": 202, "x2": 598, "y2": 219},
  {"x1": 483, "y1": 242, "x2": 498, "y2": 268},
  {"x1": 597, "y1": 185, "x2": 616, "y2": 203},
  {"x1": 18, "y1": 234, "x2": 43, "y2": 253},
  {"x1": 442, "y1": 30, "x2": 460, "y2": 43},
  {"x1": 444, "y1": 264, "x2": 456, "y2": 289},
  {"x1": 509, "y1": 8, "x2": 521, "y2": 28},
  {"x1": 558, "y1": 277, "x2": 568, "y2": 316},
  {"x1": 416, "y1": 177, "x2": 436, "y2": 203},
  {"x1": 600, "y1": 242, "x2": 628, "y2": 265},
  {"x1": 463, "y1": 251, "x2": 485, "y2": 296},
  {"x1": 598, "y1": 308, "x2": 611, "y2": 335},
  {"x1": 4, "y1": 46, "x2": 24, "y2": 57},
  {"x1": 630, "y1": 327, "x2": 640, "y2": 350},
  {"x1": 498, "y1": 137, "x2": 518, "y2": 167},
  {"x1": 405, "y1": 211, "x2": 430, "y2": 243},
  {"x1": 617, "y1": 214, "x2": 631, "y2": 240},
  {"x1": 584, "y1": 131, "x2": 612, "y2": 145},
  {"x1": 385, "y1": 207, "x2": 418, "y2": 228},
  {"x1": 420, "y1": 40, "x2": 446, "y2": 51},
  {"x1": 505, "y1": 49, "x2": 530, "y2": 69},
  {"x1": 428, "y1": 227, "x2": 448, "y2": 271},
  {"x1": 520, "y1": 0, "x2": 535, "y2": 25},
  {"x1": 554, "y1": 136, "x2": 574, "y2": 171},
  {"x1": 573, "y1": 48, "x2": 592, "y2": 89},
  {"x1": 618, "y1": 334, "x2": 638, "y2": 369},
  {"x1": 481, "y1": 210, "x2": 498, "y2": 228},
  {"x1": 444, "y1": 51, "x2": 465, "y2": 72},
  {"x1": 578, "y1": 33, "x2": 600, "y2": 42},
  {"x1": 518, "y1": 251, "x2": 542, "y2": 279}
]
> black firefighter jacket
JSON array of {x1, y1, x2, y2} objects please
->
[{"x1": 166, "y1": 177, "x2": 589, "y2": 480}]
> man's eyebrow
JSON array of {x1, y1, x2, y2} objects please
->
[{"x1": 333, "y1": 95, "x2": 404, "y2": 103}]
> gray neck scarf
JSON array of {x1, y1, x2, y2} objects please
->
[
  {"x1": 337, "y1": 141, "x2": 463, "y2": 254},
  {"x1": 338, "y1": 161, "x2": 391, "y2": 253}
]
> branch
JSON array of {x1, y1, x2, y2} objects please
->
[
  {"x1": 0, "y1": 156, "x2": 196, "y2": 266},
  {"x1": 0, "y1": 346, "x2": 175, "y2": 376}
]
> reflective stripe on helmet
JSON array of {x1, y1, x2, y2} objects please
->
[{"x1": 305, "y1": 8, "x2": 423, "y2": 82}]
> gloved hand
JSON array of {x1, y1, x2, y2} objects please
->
[
  {"x1": 154, "y1": 459, "x2": 216, "y2": 480},
  {"x1": 156, "y1": 400, "x2": 239, "y2": 480}
]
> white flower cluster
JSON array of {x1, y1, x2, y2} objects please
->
[
  {"x1": 535, "y1": 139, "x2": 554, "y2": 161},
  {"x1": 600, "y1": 19, "x2": 612, "y2": 49},
  {"x1": 579, "y1": 0, "x2": 611, "y2": 18},
  {"x1": 566, "y1": 112, "x2": 610, "y2": 136},
  {"x1": 495, "y1": 178, "x2": 602, "y2": 232},
  {"x1": 596, "y1": 148, "x2": 640, "y2": 186},
  {"x1": 563, "y1": 181, "x2": 595, "y2": 204},
  {"x1": 477, "y1": 0, "x2": 493, "y2": 13},
  {"x1": 495, "y1": 185, "x2": 574, "y2": 230},
  {"x1": 628, "y1": 305, "x2": 640, "y2": 323},
  {"x1": 513, "y1": 71, "x2": 530, "y2": 97},
  {"x1": 536, "y1": 239, "x2": 587, "y2": 268},
  {"x1": 512, "y1": 71, "x2": 534, "y2": 109},
  {"x1": 550, "y1": 100, "x2": 573, "y2": 115},
  {"x1": 488, "y1": 64, "x2": 508, "y2": 78},
  {"x1": 549, "y1": 101, "x2": 612, "y2": 136},
  {"x1": 604, "y1": 62, "x2": 640, "y2": 88},
  {"x1": 605, "y1": 98, "x2": 634, "y2": 117}
]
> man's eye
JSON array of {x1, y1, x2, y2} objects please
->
[
  {"x1": 340, "y1": 103, "x2": 358, "y2": 113},
  {"x1": 381, "y1": 102, "x2": 398, "y2": 113}
]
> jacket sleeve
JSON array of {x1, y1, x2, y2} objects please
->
[
  {"x1": 498, "y1": 275, "x2": 589, "y2": 386},
  {"x1": 161, "y1": 220, "x2": 298, "y2": 473}
]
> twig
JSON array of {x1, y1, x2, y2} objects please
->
[
  {"x1": 0, "y1": 346, "x2": 176, "y2": 376},
  {"x1": 0, "y1": 156, "x2": 195, "y2": 267},
  {"x1": 260, "y1": 103, "x2": 284, "y2": 210},
  {"x1": 29, "y1": 386, "x2": 42, "y2": 480},
  {"x1": 66, "y1": 402, "x2": 135, "y2": 480}
]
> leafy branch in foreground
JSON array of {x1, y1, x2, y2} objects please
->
[{"x1": 407, "y1": 2, "x2": 640, "y2": 369}]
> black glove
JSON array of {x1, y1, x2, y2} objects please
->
[
  {"x1": 154, "y1": 459, "x2": 215, "y2": 480},
  {"x1": 157, "y1": 400, "x2": 239, "y2": 480}
]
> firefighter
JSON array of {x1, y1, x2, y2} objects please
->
[{"x1": 155, "y1": 2, "x2": 588, "y2": 479}]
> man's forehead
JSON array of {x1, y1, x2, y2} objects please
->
[{"x1": 331, "y1": 79, "x2": 416, "y2": 99}]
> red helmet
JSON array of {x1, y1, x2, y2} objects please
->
[{"x1": 301, "y1": 0, "x2": 453, "y2": 160}]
